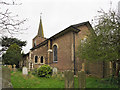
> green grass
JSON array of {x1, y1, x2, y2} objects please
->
[
  {"x1": 11, "y1": 71, "x2": 64, "y2": 88},
  {"x1": 11, "y1": 71, "x2": 118, "y2": 88}
]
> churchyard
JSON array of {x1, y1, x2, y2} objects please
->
[
  {"x1": 2, "y1": 64, "x2": 118, "y2": 88},
  {"x1": 11, "y1": 70, "x2": 118, "y2": 88}
]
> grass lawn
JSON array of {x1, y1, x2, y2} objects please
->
[{"x1": 11, "y1": 71, "x2": 119, "y2": 88}]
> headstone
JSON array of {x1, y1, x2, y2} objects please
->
[
  {"x1": 52, "y1": 67, "x2": 57, "y2": 75},
  {"x1": 78, "y1": 71, "x2": 86, "y2": 88},
  {"x1": 109, "y1": 61, "x2": 112, "y2": 75},
  {"x1": 64, "y1": 70, "x2": 74, "y2": 88},
  {"x1": 13, "y1": 64, "x2": 16, "y2": 72},
  {"x1": 81, "y1": 63, "x2": 85, "y2": 71},
  {"x1": 22, "y1": 67, "x2": 28, "y2": 75},
  {"x1": 0, "y1": 62, "x2": 2, "y2": 90},
  {"x1": 118, "y1": 1, "x2": 120, "y2": 23},
  {"x1": 2, "y1": 66, "x2": 12, "y2": 88},
  {"x1": 7, "y1": 65, "x2": 12, "y2": 71}
]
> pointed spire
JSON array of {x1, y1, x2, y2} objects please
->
[{"x1": 38, "y1": 13, "x2": 44, "y2": 37}]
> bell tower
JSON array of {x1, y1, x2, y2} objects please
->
[{"x1": 32, "y1": 14, "x2": 46, "y2": 47}]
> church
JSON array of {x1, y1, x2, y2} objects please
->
[{"x1": 20, "y1": 17, "x2": 111, "y2": 78}]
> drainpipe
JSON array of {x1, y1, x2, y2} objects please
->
[{"x1": 73, "y1": 32, "x2": 76, "y2": 75}]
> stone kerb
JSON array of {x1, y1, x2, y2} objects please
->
[{"x1": 64, "y1": 70, "x2": 74, "y2": 88}]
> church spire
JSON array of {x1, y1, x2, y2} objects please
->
[{"x1": 38, "y1": 13, "x2": 44, "y2": 37}]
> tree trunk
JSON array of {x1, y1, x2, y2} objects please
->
[
  {"x1": 112, "y1": 61, "x2": 116, "y2": 77},
  {"x1": 116, "y1": 60, "x2": 120, "y2": 77}
]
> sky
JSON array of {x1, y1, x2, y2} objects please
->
[{"x1": 1, "y1": 0, "x2": 120, "y2": 53}]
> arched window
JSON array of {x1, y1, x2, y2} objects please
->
[
  {"x1": 35, "y1": 56, "x2": 38, "y2": 63},
  {"x1": 53, "y1": 45, "x2": 57, "y2": 62},
  {"x1": 41, "y1": 56, "x2": 44, "y2": 63}
]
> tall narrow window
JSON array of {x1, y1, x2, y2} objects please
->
[
  {"x1": 53, "y1": 45, "x2": 57, "y2": 62},
  {"x1": 35, "y1": 56, "x2": 38, "y2": 63},
  {"x1": 41, "y1": 56, "x2": 44, "y2": 63}
]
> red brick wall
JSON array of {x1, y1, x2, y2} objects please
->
[
  {"x1": 32, "y1": 36, "x2": 46, "y2": 47},
  {"x1": 49, "y1": 31, "x2": 74, "y2": 71},
  {"x1": 31, "y1": 44, "x2": 48, "y2": 68}
]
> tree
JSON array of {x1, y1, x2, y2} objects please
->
[
  {"x1": 2, "y1": 43, "x2": 22, "y2": 67},
  {"x1": 0, "y1": 0, "x2": 27, "y2": 35},
  {"x1": 1, "y1": 36, "x2": 26, "y2": 51},
  {"x1": 77, "y1": 8, "x2": 120, "y2": 77}
]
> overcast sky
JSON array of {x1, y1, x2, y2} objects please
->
[{"x1": 2, "y1": 0, "x2": 120, "y2": 53}]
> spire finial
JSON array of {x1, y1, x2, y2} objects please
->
[{"x1": 40, "y1": 12, "x2": 42, "y2": 19}]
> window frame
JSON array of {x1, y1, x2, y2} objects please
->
[
  {"x1": 34, "y1": 56, "x2": 38, "y2": 64},
  {"x1": 40, "y1": 56, "x2": 44, "y2": 64},
  {"x1": 53, "y1": 45, "x2": 58, "y2": 62}
]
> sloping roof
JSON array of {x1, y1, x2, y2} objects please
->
[{"x1": 31, "y1": 21, "x2": 93, "y2": 50}]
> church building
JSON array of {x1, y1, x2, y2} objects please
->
[{"x1": 20, "y1": 17, "x2": 111, "y2": 78}]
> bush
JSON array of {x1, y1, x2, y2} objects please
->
[
  {"x1": 31, "y1": 68, "x2": 37, "y2": 75},
  {"x1": 102, "y1": 73, "x2": 120, "y2": 86},
  {"x1": 37, "y1": 64, "x2": 52, "y2": 78},
  {"x1": 117, "y1": 72, "x2": 120, "y2": 86}
]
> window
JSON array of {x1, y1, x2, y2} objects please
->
[
  {"x1": 41, "y1": 56, "x2": 44, "y2": 63},
  {"x1": 53, "y1": 45, "x2": 57, "y2": 62},
  {"x1": 35, "y1": 56, "x2": 38, "y2": 63}
]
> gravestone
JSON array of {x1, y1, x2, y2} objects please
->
[
  {"x1": 0, "y1": 61, "x2": 2, "y2": 90},
  {"x1": 78, "y1": 71, "x2": 86, "y2": 88},
  {"x1": 13, "y1": 64, "x2": 16, "y2": 72},
  {"x1": 52, "y1": 67, "x2": 57, "y2": 76},
  {"x1": 22, "y1": 67, "x2": 28, "y2": 75},
  {"x1": 109, "y1": 61, "x2": 112, "y2": 75},
  {"x1": 81, "y1": 63, "x2": 85, "y2": 71},
  {"x1": 2, "y1": 66, "x2": 12, "y2": 88},
  {"x1": 7, "y1": 65, "x2": 12, "y2": 71},
  {"x1": 64, "y1": 70, "x2": 74, "y2": 88}
]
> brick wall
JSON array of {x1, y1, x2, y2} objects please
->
[
  {"x1": 49, "y1": 31, "x2": 74, "y2": 71},
  {"x1": 31, "y1": 43, "x2": 48, "y2": 68},
  {"x1": 32, "y1": 36, "x2": 46, "y2": 47},
  {"x1": 74, "y1": 25, "x2": 110, "y2": 78}
]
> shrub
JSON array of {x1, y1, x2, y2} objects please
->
[
  {"x1": 37, "y1": 64, "x2": 52, "y2": 78},
  {"x1": 117, "y1": 72, "x2": 120, "y2": 86},
  {"x1": 31, "y1": 68, "x2": 37, "y2": 75}
]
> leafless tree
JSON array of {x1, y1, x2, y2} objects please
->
[{"x1": 0, "y1": 0, "x2": 27, "y2": 35}]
